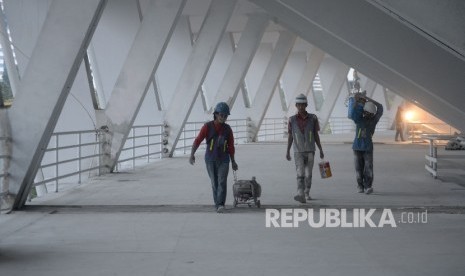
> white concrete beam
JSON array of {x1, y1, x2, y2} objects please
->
[
  {"x1": 96, "y1": 0, "x2": 185, "y2": 172},
  {"x1": 213, "y1": 13, "x2": 269, "y2": 110},
  {"x1": 241, "y1": 81, "x2": 252, "y2": 108},
  {"x1": 317, "y1": 60, "x2": 349, "y2": 130},
  {"x1": 250, "y1": 0, "x2": 465, "y2": 132},
  {"x1": 164, "y1": 0, "x2": 237, "y2": 157},
  {"x1": 86, "y1": 42, "x2": 106, "y2": 109},
  {"x1": 248, "y1": 31, "x2": 296, "y2": 141},
  {"x1": 7, "y1": 0, "x2": 107, "y2": 210},
  {"x1": 0, "y1": 7, "x2": 20, "y2": 97},
  {"x1": 286, "y1": 47, "x2": 324, "y2": 116},
  {"x1": 363, "y1": 78, "x2": 377, "y2": 98},
  {"x1": 152, "y1": 75, "x2": 164, "y2": 111}
]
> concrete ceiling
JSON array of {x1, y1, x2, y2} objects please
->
[
  {"x1": 245, "y1": 0, "x2": 465, "y2": 132},
  {"x1": 180, "y1": 0, "x2": 465, "y2": 130}
]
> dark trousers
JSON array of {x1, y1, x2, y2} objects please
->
[
  {"x1": 353, "y1": 150, "x2": 374, "y2": 189},
  {"x1": 205, "y1": 161, "x2": 229, "y2": 208},
  {"x1": 395, "y1": 124, "x2": 405, "y2": 141}
]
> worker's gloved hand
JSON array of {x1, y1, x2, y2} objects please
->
[
  {"x1": 286, "y1": 151, "x2": 292, "y2": 161},
  {"x1": 320, "y1": 151, "x2": 324, "y2": 159},
  {"x1": 189, "y1": 155, "x2": 195, "y2": 165},
  {"x1": 232, "y1": 161, "x2": 238, "y2": 171}
]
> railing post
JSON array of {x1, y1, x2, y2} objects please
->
[
  {"x1": 132, "y1": 128, "x2": 136, "y2": 170},
  {"x1": 95, "y1": 130, "x2": 101, "y2": 176},
  {"x1": 147, "y1": 126, "x2": 149, "y2": 164},
  {"x1": 433, "y1": 146, "x2": 437, "y2": 173},
  {"x1": 160, "y1": 125, "x2": 163, "y2": 159},
  {"x1": 55, "y1": 135, "x2": 59, "y2": 193},
  {"x1": 78, "y1": 133, "x2": 82, "y2": 184},
  {"x1": 273, "y1": 118, "x2": 276, "y2": 140},
  {"x1": 429, "y1": 139, "x2": 434, "y2": 168},
  {"x1": 182, "y1": 127, "x2": 186, "y2": 155}
]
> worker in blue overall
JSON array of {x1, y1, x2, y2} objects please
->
[
  {"x1": 348, "y1": 93, "x2": 383, "y2": 194},
  {"x1": 190, "y1": 102, "x2": 238, "y2": 213}
]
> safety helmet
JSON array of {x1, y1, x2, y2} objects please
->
[
  {"x1": 363, "y1": 102, "x2": 377, "y2": 115},
  {"x1": 214, "y1": 102, "x2": 230, "y2": 115},
  {"x1": 295, "y1": 93, "x2": 308, "y2": 104}
]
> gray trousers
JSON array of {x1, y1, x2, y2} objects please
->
[
  {"x1": 294, "y1": 152, "x2": 315, "y2": 195},
  {"x1": 353, "y1": 150, "x2": 374, "y2": 189}
]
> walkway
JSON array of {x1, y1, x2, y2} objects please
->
[{"x1": 1, "y1": 132, "x2": 465, "y2": 276}]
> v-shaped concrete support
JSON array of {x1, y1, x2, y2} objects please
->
[
  {"x1": 97, "y1": 0, "x2": 186, "y2": 173},
  {"x1": 7, "y1": 0, "x2": 107, "y2": 210},
  {"x1": 213, "y1": 13, "x2": 269, "y2": 111},
  {"x1": 317, "y1": 60, "x2": 349, "y2": 130},
  {"x1": 248, "y1": 31, "x2": 296, "y2": 142},
  {"x1": 286, "y1": 47, "x2": 324, "y2": 116},
  {"x1": 164, "y1": 0, "x2": 237, "y2": 157}
]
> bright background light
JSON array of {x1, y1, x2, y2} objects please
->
[{"x1": 404, "y1": 110, "x2": 415, "y2": 122}]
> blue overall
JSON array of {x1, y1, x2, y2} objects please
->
[
  {"x1": 348, "y1": 97, "x2": 383, "y2": 189},
  {"x1": 204, "y1": 121, "x2": 232, "y2": 208}
]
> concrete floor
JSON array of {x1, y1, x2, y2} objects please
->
[{"x1": 1, "y1": 132, "x2": 465, "y2": 276}]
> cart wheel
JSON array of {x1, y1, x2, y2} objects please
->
[
  {"x1": 233, "y1": 199, "x2": 238, "y2": 207},
  {"x1": 257, "y1": 200, "x2": 261, "y2": 208}
]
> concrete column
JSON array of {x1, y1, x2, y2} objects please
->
[
  {"x1": 364, "y1": 78, "x2": 377, "y2": 98},
  {"x1": 135, "y1": 0, "x2": 164, "y2": 112},
  {"x1": 286, "y1": 47, "x2": 324, "y2": 116},
  {"x1": 85, "y1": 42, "x2": 107, "y2": 109},
  {"x1": 213, "y1": 13, "x2": 269, "y2": 110},
  {"x1": 164, "y1": 0, "x2": 237, "y2": 157},
  {"x1": 317, "y1": 60, "x2": 349, "y2": 130},
  {"x1": 96, "y1": 0, "x2": 185, "y2": 173},
  {"x1": 248, "y1": 31, "x2": 296, "y2": 141},
  {"x1": 0, "y1": 109, "x2": 12, "y2": 211},
  {"x1": 7, "y1": 0, "x2": 107, "y2": 210},
  {"x1": 152, "y1": 74, "x2": 164, "y2": 111},
  {"x1": 0, "y1": 6, "x2": 20, "y2": 97}
]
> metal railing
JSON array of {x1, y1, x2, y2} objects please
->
[
  {"x1": 407, "y1": 122, "x2": 455, "y2": 143},
  {"x1": 328, "y1": 117, "x2": 354, "y2": 134},
  {"x1": 116, "y1": 124, "x2": 164, "y2": 170},
  {"x1": 8, "y1": 118, "x2": 284, "y2": 198},
  {"x1": 174, "y1": 121, "x2": 206, "y2": 156},
  {"x1": 423, "y1": 135, "x2": 462, "y2": 178},
  {"x1": 256, "y1": 117, "x2": 287, "y2": 141},
  {"x1": 328, "y1": 117, "x2": 392, "y2": 134},
  {"x1": 34, "y1": 130, "x2": 104, "y2": 192},
  {"x1": 174, "y1": 119, "x2": 249, "y2": 156}
]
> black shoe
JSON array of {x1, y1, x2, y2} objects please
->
[
  {"x1": 294, "y1": 194, "x2": 306, "y2": 203},
  {"x1": 216, "y1": 205, "x2": 225, "y2": 213}
]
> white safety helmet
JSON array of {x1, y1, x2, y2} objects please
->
[
  {"x1": 295, "y1": 93, "x2": 308, "y2": 104},
  {"x1": 363, "y1": 102, "x2": 377, "y2": 115}
]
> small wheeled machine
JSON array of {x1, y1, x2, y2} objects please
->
[{"x1": 232, "y1": 171, "x2": 261, "y2": 208}]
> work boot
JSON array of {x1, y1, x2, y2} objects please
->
[
  {"x1": 365, "y1": 187, "x2": 373, "y2": 194},
  {"x1": 216, "y1": 205, "x2": 225, "y2": 213},
  {"x1": 294, "y1": 194, "x2": 306, "y2": 203},
  {"x1": 305, "y1": 193, "x2": 312, "y2": 200},
  {"x1": 357, "y1": 186, "x2": 364, "y2": 193}
]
